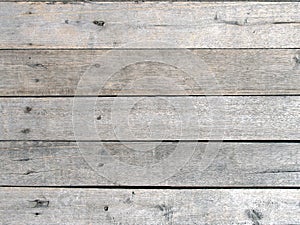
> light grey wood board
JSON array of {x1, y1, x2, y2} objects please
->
[
  {"x1": 0, "y1": 187, "x2": 299, "y2": 225},
  {"x1": 1, "y1": 2, "x2": 300, "y2": 48},
  {"x1": 0, "y1": 97, "x2": 299, "y2": 140},
  {"x1": 1, "y1": 49, "x2": 300, "y2": 96},
  {"x1": 2, "y1": 0, "x2": 300, "y2": 1},
  {"x1": 0, "y1": 142, "x2": 299, "y2": 186}
]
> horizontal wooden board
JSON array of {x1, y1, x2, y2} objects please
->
[
  {"x1": 0, "y1": 187, "x2": 299, "y2": 225},
  {"x1": 1, "y1": 2, "x2": 300, "y2": 48},
  {"x1": 0, "y1": 97, "x2": 299, "y2": 140},
  {"x1": 2, "y1": 0, "x2": 300, "y2": 1},
  {"x1": 0, "y1": 142, "x2": 299, "y2": 186},
  {"x1": 1, "y1": 49, "x2": 300, "y2": 96}
]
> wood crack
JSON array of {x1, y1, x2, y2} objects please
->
[
  {"x1": 255, "y1": 169, "x2": 300, "y2": 174},
  {"x1": 214, "y1": 13, "x2": 300, "y2": 27},
  {"x1": 11, "y1": 158, "x2": 32, "y2": 162},
  {"x1": 8, "y1": 169, "x2": 60, "y2": 176}
]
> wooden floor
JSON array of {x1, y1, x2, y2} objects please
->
[{"x1": 0, "y1": 1, "x2": 299, "y2": 224}]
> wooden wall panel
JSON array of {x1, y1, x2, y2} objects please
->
[{"x1": 0, "y1": 1, "x2": 298, "y2": 223}]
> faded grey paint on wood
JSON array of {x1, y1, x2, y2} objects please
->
[
  {"x1": 2, "y1": 0, "x2": 299, "y2": 2},
  {"x1": 0, "y1": 188, "x2": 299, "y2": 225},
  {"x1": 0, "y1": 97, "x2": 299, "y2": 140},
  {"x1": 1, "y1": 2, "x2": 300, "y2": 48},
  {"x1": 0, "y1": 1, "x2": 298, "y2": 224},
  {"x1": 1, "y1": 49, "x2": 300, "y2": 96},
  {"x1": 0, "y1": 142, "x2": 299, "y2": 186}
]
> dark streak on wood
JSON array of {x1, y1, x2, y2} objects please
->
[
  {"x1": 255, "y1": 169, "x2": 300, "y2": 174},
  {"x1": 29, "y1": 199, "x2": 50, "y2": 208},
  {"x1": 21, "y1": 128, "x2": 31, "y2": 134},
  {"x1": 246, "y1": 209, "x2": 263, "y2": 225},
  {"x1": 93, "y1": 20, "x2": 105, "y2": 27},
  {"x1": 27, "y1": 63, "x2": 48, "y2": 70}
]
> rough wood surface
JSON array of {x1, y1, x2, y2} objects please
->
[
  {"x1": 0, "y1": 97, "x2": 299, "y2": 140},
  {"x1": 0, "y1": 141, "x2": 299, "y2": 186},
  {"x1": 2, "y1": 0, "x2": 300, "y2": 1},
  {"x1": 0, "y1": 1, "x2": 299, "y2": 224},
  {"x1": 1, "y1": 2, "x2": 300, "y2": 48},
  {"x1": 0, "y1": 187, "x2": 299, "y2": 225},
  {"x1": 1, "y1": 49, "x2": 300, "y2": 96}
]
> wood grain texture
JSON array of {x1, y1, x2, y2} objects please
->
[
  {"x1": 2, "y1": 0, "x2": 300, "y2": 1},
  {"x1": 1, "y1": 2, "x2": 300, "y2": 48},
  {"x1": 0, "y1": 1, "x2": 298, "y2": 224},
  {"x1": 1, "y1": 49, "x2": 300, "y2": 96},
  {"x1": 0, "y1": 187, "x2": 299, "y2": 225},
  {"x1": 1, "y1": 97, "x2": 299, "y2": 140},
  {"x1": 0, "y1": 142, "x2": 299, "y2": 186}
]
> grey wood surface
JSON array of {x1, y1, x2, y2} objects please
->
[
  {"x1": 1, "y1": 2, "x2": 300, "y2": 49},
  {"x1": 1, "y1": 96, "x2": 299, "y2": 140},
  {"x1": 2, "y1": 0, "x2": 298, "y2": 2},
  {"x1": 0, "y1": 1, "x2": 299, "y2": 223},
  {"x1": 0, "y1": 141, "x2": 299, "y2": 186},
  {"x1": 0, "y1": 187, "x2": 299, "y2": 225},
  {"x1": 1, "y1": 49, "x2": 300, "y2": 96}
]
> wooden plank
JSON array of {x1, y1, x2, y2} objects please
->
[
  {"x1": 2, "y1": 0, "x2": 300, "y2": 1},
  {"x1": 0, "y1": 187, "x2": 299, "y2": 225},
  {"x1": 0, "y1": 97, "x2": 299, "y2": 140},
  {"x1": 0, "y1": 141, "x2": 299, "y2": 186},
  {"x1": 1, "y1": 2, "x2": 300, "y2": 48},
  {"x1": 1, "y1": 49, "x2": 300, "y2": 96}
]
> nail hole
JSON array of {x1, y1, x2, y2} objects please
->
[
  {"x1": 93, "y1": 20, "x2": 105, "y2": 26},
  {"x1": 24, "y1": 106, "x2": 32, "y2": 113},
  {"x1": 34, "y1": 78, "x2": 40, "y2": 83},
  {"x1": 21, "y1": 128, "x2": 30, "y2": 134},
  {"x1": 96, "y1": 115, "x2": 102, "y2": 120},
  {"x1": 104, "y1": 206, "x2": 109, "y2": 211}
]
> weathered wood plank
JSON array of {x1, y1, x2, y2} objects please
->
[
  {"x1": 1, "y1": 49, "x2": 300, "y2": 96},
  {"x1": 1, "y1": 2, "x2": 300, "y2": 48},
  {"x1": 0, "y1": 97, "x2": 299, "y2": 140},
  {"x1": 3, "y1": 0, "x2": 300, "y2": 1},
  {"x1": 0, "y1": 142, "x2": 299, "y2": 186},
  {"x1": 0, "y1": 187, "x2": 299, "y2": 225}
]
